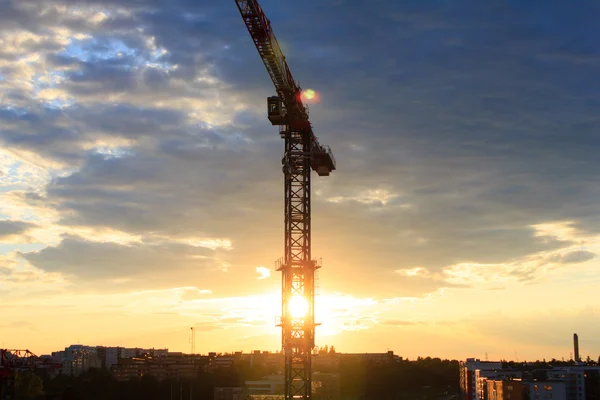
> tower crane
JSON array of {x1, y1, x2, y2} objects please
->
[
  {"x1": 0, "y1": 349, "x2": 54, "y2": 400},
  {"x1": 234, "y1": 1, "x2": 336, "y2": 399}
]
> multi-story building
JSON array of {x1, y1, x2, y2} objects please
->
[
  {"x1": 120, "y1": 348, "x2": 137, "y2": 359},
  {"x1": 546, "y1": 367, "x2": 600, "y2": 400},
  {"x1": 52, "y1": 345, "x2": 170, "y2": 375},
  {"x1": 548, "y1": 368, "x2": 584, "y2": 400},
  {"x1": 584, "y1": 369, "x2": 600, "y2": 400},
  {"x1": 244, "y1": 350, "x2": 283, "y2": 371},
  {"x1": 244, "y1": 372, "x2": 340, "y2": 400},
  {"x1": 111, "y1": 353, "x2": 208, "y2": 381},
  {"x1": 246, "y1": 375, "x2": 285, "y2": 397},
  {"x1": 525, "y1": 381, "x2": 567, "y2": 400},
  {"x1": 486, "y1": 379, "x2": 523, "y2": 400},
  {"x1": 338, "y1": 350, "x2": 401, "y2": 365},
  {"x1": 51, "y1": 345, "x2": 101, "y2": 376},
  {"x1": 460, "y1": 358, "x2": 504, "y2": 400},
  {"x1": 313, "y1": 353, "x2": 340, "y2": 371},
  {"x1": 312, "y1": 372, "x2": 341, "y2": 400},
  {"x1": 211, "y1": 355, "x2": 235, "y2": 370},
  {"x1": 469, "y1": 364, "x2": 599, "y2": 400},
  {"x1": 103, "y1": 347, "x2": 119, "y2": 370},
  {"x1": 476, "y1": 370, "x2": 523, "y2": 400}
]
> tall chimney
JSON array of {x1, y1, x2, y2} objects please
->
[{"x1": 573, "y1": 333, "x2": 580, "y2": 362}]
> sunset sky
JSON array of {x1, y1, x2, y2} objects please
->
[{"x1": 1, "y1": 0, "x2": 599, "y2": 361}]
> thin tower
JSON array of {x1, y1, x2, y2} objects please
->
[
  {"x1": 190, "y1": 327, "x2": 195, "y2": 355},
  {"x1": 574, "y1": 333, "x2": 580, "y2": 363}
]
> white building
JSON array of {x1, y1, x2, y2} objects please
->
[
  {"x1": 54, "y1": 345, "x2": 169, "y2": 374},
  {"x1": 546, "y1": 366, "x2": 600, "y2": 400},
  {"x1": 104, "y1": 347, "x2": 119, "y2": 370},
  {"x1": 52, "y1": 345, "x2": 101, "y2": 376},
  {"x1": 526, "y1": 381, "x2": 567, "y2": 400},
  {"x1": 460, "y1": 358, "x2": 503, "y2": 400},
  {"x1": 120, "y1": 348, "x2": 137, "y2": 359}
]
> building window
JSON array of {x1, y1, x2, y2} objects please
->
[{"x1": 544, "y1": 386, "x2": 553, "y2": 391}]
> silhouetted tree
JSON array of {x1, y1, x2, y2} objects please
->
[{"x1": 15, "y1": 371, "x2": 44, "y2": 399}]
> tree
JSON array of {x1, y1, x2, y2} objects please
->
[{"x1": 15, "y1": 371, "x2": 44, "y2": 399}]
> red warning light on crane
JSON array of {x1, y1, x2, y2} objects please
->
[{"x1": 301, "y1": 88, "x2": 320, "y2": 103}]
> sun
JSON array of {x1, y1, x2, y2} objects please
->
[{"x1": 288, "y1": 295, "x2": 309, "y2": 319}]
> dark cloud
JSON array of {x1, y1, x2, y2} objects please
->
[
  {"x1": 20, "y1": 235, "x2": 221, "y2": 288},
  {"x1": 550, "y1": 250, "x2": 596, "y2": 264},
  {"x1": 0, "y1": 106, "x2": 85, "y2": 163},
  {"x1": 66, "y1": 60, "x2": 139, "y2": 95},
  {"x1": 44, "y1": 138, "x2": 278, "y2": 234},
  {"x1": 70, "y1": 104, "x2": 189, "y2": 140},
  {"x1": 0, "y1": 220, "x2": 37, "y2": 238},
  {"x1": 1, "y1": 0, "x2": 599, "y2": 298}
]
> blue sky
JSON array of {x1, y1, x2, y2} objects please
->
[{"x1": 0, "y1": 0, "x2": 599, "y2": 360}]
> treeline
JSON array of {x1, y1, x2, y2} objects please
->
[
  {"x1": 340, "y1": 357, "x2": 459, "y2": 400},
  {"x1": 502, "y1": 358, "x2": 600, "y2": 369},
  {"x1": 15, "y1": 357, "x2": 460, "y2": 400},
  {"x1": 38, "y1": 368, "x2": 239, "y2": 400}
]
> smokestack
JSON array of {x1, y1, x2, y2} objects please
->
[{"x1": 574, "y1": 333, "x2": 580, "y2": 362}]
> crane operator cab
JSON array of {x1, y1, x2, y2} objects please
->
[{"x1": 267, "y1": 96, "x2": 285, "y2": 125}]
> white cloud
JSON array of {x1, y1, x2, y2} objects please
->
[
  {"x1": 256, "y1": 266, "x2": 271, "y2": 280},
  {"x1": 395, "y1": 267, "x2": 426, "y2": 277},
  {"x1": 181, "y1": 238, "x2": 233, "y2": 250},
  {"x1": 0, "y1": 149, "x2": 51, "y2": 191},
  {"x1": 327, "y1": 188, "x2": 402, "y2": 206},
  {"x1": 531, "y1": 221, "x2": 586, "y2": 242}
]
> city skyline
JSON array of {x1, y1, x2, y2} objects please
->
[{"x1": 1, "y1": 0, "x2": 600, "y2": 360}]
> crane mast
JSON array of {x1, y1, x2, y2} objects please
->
[{"x1": 234, "y1": 1, "x2": 336, "y2": 399}]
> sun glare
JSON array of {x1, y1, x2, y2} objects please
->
[
  {"x1": 288, "y1": 295, "x2": 309, "y2": 318},
  {"x1": 301, "y1": 88, "x2": 320, "y2": 103}
]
